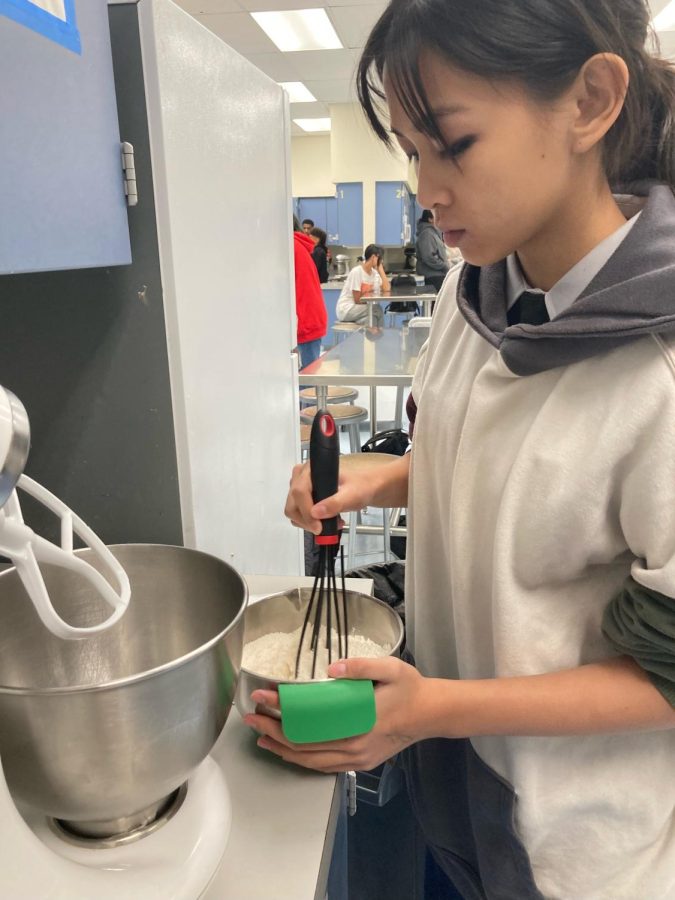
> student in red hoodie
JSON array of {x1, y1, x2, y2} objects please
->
[{"x1": 293, "y1": 216, "x2": 327, "y2": 369}]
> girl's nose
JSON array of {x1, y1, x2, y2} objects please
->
[{"x1": 416, "y1": 159, "x2": 453, "y2": 212}]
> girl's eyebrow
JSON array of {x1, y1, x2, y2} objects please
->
[{"x1": 391, "y1": 105, "x2": 470, "y2": 137}]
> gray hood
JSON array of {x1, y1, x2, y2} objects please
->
[{"x1": 456, "y1": 182, "x2": 675, "y2": 375}]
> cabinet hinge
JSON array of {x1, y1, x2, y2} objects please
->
[
  {"x1": 121, "y1": 141, "x2": 138, "y2": 207},
  {"x1": 346, "y1": 771, "x2": 358, "y2": 817}
]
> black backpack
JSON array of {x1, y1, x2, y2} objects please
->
[{"x1": 361, "y1": 429, "x2": 410, "y2": 456}]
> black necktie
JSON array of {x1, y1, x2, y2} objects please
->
[{"x1": 507, "y1": 290, "x2": 550, "y2": 326}]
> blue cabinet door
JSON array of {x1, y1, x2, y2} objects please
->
[
  {"x1": 336, "y1": 182, "x2": 363, "y2": 248},
  {"x1": 297, "y1": 197, "x2": 327, "y2": 231},
  {"x1": 375, "y1": 181, "x2": 405, "y2": 246},
  {"x1": 322, "y1": 288, "x2": 340, "y2": 340},
  {"x1": 0, "y1": 0, "x2": 131, "y2": 274},
  {"x1": 326, "y1": 196, "x2": 339, "y2": 244}
]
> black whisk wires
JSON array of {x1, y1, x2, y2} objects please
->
[{"x1": 294, "y1": 411, "x2": 349, "y2": 679}]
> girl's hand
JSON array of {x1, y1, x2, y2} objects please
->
[
  {"x1": 284, "y1": 461, "x2": 375, "y2": 535},
  {"x1": 243, "y1": 657, "x2": 429, "y2": 773}
]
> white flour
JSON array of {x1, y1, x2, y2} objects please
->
[{"x1": 243, "y1": 625, "x2": 391, "y2": 680}]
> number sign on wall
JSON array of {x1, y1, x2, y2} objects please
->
[{"x1": 0, "y1": 0, "x2": 80, "y2": 53}]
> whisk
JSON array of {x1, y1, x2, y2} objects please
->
[{"x1": 295, "y1": 409, "x2": 349, "y2": 679}]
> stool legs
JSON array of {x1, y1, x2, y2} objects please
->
[{"x1": 394, "y1": 386, "x2": 404, "y2": 430}]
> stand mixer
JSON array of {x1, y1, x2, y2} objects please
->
[{"x1": 0, "y1": 387, "x2": 247, "y2": 898}]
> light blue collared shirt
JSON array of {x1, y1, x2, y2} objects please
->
[{"x1": 505, "y1": 213, "x2": 641, "y2": 319}]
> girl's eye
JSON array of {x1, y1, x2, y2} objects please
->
[{"x1": 440, "y1": 135, "x2": 476, "y2": 160}]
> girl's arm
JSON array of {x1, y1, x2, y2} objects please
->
[
  {"x1": 285, "y1": 453, "x2": 410, "y2": 535},
  {"x1": 246, "y1": 655, "x2": 675, "y2": 774},
  {"x1": 418, "y1": 655, "x2": 675, "y2": 740}
]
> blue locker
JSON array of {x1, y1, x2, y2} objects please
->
[
  {"x1": 375, "y1": 181, "x2": 405, "y2": 246},
  {"x1": 297, "y1": 197, "x2": 327, "y2": 230},
  {"x1": 336, "y1": 182, "x2": 363, "y2": 248},
  {"x1": 326, "y1": 196, "x2": 339, "y2": 243}
]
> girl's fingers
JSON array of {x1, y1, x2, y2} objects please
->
[
  {"x1": 250, "y1": 689, "x2": 280, "y2": 711},
  {"x1": 255, "y1": 734, "x2": 363, "y2": 772}
]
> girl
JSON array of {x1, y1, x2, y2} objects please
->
[
  {"x1": 309, "y1": 226, "x2": 330, "y2": 284},
  {"x1": 247, "y1": 2, "x2": 675, "y2": 897},
  {"x1": 336, "y1": 244, "x2": 391, "y2": 326}
]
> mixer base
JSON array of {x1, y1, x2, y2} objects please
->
[{"x1": 4, "y1": 756, "x2": 231, "y2": 899}]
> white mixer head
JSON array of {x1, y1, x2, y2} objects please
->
[{"x1": 0, "y1": 387, "x2": 130, "y2": 639}]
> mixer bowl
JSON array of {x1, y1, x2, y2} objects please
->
[
  {"x1": 235, "y1": 588, "x2": 404, "y2": 718},
  {"x1": 0, "y1": 544, "x2": 247, "y2": 837}
]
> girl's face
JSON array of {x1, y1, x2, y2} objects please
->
[{"x1": 386, "y1": 53, "x2": 585, "y2": 267}]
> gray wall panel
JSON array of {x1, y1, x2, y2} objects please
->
[{"x1": 0, "y1": 4, "x2": 182, "y2": 547}]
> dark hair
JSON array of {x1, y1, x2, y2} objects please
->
[
  {"x1": 310, "y1": 226, "x2": 327, "y2": 248},
  {"x1": 302, "y1": 218, "x2": 315, "y2": 227},
  {"x1": 357, "y1": 0, "x2": 675, "y2": 187},
  {"x1": 420, "y1": 209, "x2": 434, "y2": 223},
  {"x1": 364, "y1": 243, "x2": 384, "y2": 261}
]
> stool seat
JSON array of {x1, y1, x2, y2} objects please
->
[
  {"x1": 300, "y1": 404, "x2": 367, "y2": 423},
  {"x1": 299, "y1": 386, "x2": 358, "y2": 404},
  {"x1": 300, "y1": 405, "x2": 368, "y2": 455},
  {"x1": 300, "y1": 423, "x2": 311, "y2": 444},
  {"x1": 332, "y1": 322, "x2": 361, "y2": 332}
]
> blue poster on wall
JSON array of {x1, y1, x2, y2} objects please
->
[{"x1": 0, "y1": 0, "x2": 80, "y2": 53}]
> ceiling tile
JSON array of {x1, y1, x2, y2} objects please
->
[
  {"x1": 195, "y1": 11, "x2": 279, "y2": 53},
  {"x1": 246, "y1": 52, "x2": 302, "y2": 80},
  {"x1": 288, "y1": 48, "x2": 357, "y2": 81},
  {"x1": 328, "y1": 3, "x2": 386, "y2": 48},
  {"x1": 303, "y1": 78, "x2": 355, "y2": 103},
  {"x1": 175, "y1": 0, "x2": 243, "y2": 12}
]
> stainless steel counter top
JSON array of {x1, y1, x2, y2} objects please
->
[
  {"x1": 299, "y1": 327, "x2": 426, "y2": 388},
  {"x1": 203, "y1": 575, "x2": 373, "y2": 899}
]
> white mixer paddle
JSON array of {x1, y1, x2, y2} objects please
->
[{"x1": 0, "y1": 475, "x2": 130, "y2": 640}]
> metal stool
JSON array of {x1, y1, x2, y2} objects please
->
[
  {"x1": 339, "y1": 452, "x2": 402, "y2": 571},
  {"x1": 300, "y1": 404, "x2": 368, "y2": 454},
  {"x1": 332, "y1": 322, "x2": 361, "y2": 344},
  {"x1": 300, "y1": 423, "x2": 311, "y2": 462},
  {"x1": 299, "y1": 386, "x2": 358, "y2": 407}
]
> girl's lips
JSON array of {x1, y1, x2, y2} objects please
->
[{"x1": 443, "y1": 229, "x2": 465, "y2": 246}]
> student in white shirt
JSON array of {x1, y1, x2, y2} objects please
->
[
  {"x1": 247, "y1": 1, "x2": 675, "y2": 897},
  {"x1": 336, "y1": 244, "x2": 391, "y2": 325}
]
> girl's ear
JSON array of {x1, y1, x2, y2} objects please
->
[{"x1": 570, "y1": 53, "x2": 629, "y2": 156}]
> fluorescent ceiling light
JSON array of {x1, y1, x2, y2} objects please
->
[
  {"x1": 654, "y1": 1, "x2": 675, "y2": 30},
  {"x1": 251, "y1": 9, "x2": 342, "y2": 52},
  {"x1": 279, "y1": 82, "x2": 317, "y2": 103},
  {"x1": 294, "y1": 118, "x2": 331, "y2": 132}
]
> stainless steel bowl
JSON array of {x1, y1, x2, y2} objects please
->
[
  {"x1": 235, "y1": 588, "x2": 404, "y2": 718},
  {"x1": 0, "y1": 544, "x2": 247, "y2": 837}
]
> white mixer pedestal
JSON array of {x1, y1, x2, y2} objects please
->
[{"x1": 0, "y1": 755, "x2": 231, "y2": 899}]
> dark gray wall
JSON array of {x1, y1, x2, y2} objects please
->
[{"x1": 0, "y1": 4, "x2": 183, "y2": 546}]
